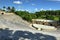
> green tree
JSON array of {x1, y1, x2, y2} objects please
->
[
  {"x1": 15, "y1": 11, "x2": 32, "y2": 22},
  {"x1": 3, "y1": 6, "x2": 6, "y2": 11},
  {"x1": 7, "y1": 6, "x2": 11, "y2": 12},
  {"x1": 11, "y1": 7, "x2": 15, "y2": 12},
  {"x1": 59, "y1": 16, "x2": 60, "y2": 22}
]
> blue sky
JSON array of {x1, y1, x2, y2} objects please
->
[{"x1": 0, "y1": 0, "x2": 60, "y2": 12}]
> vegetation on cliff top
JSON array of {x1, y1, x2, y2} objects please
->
[{"x1": 0, "y1": 6, "x2": 60, "y2": 22}]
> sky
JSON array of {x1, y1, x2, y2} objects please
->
[{"x1": 0, "y1": 0, "x2": 60, "y2": 12}]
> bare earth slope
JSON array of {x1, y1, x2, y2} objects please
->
[
  {"x1": 0, "y1": 13, "x2": 60, "y2": 40},
  {"x1": 0, "y1": 14, "x2": 30, "y2": 29}
]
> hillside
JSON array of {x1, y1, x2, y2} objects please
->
[
  {"x1": 0, "y1": 12, "x2": 60, "y2": 40},
  {"x1": 0, "y1": 13, "x2": 31, "y2": 29}
]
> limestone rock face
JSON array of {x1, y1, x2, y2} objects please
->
[{"x1": 0, "y1": 12, "x2": 30, "y2": 29}]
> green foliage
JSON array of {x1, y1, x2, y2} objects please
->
[
  {"x1": 10, "y1": 7, "x2": 15, "y2": 12},
  {"x1": 2, "y1": 6, "x2": 15, "y2": 13},
  {"x1": 23, "y1": 14, "x2": 32, "y2": 22},
  {"x1": 2, "y1": 6, "x2": 6, "y2": 11},
  {"x1": 7, "y1": 7, "x2": 11, "y2": 12},
  {"x1": 15, "y1": 11, "x2": 32, "y2": 22},
  {"x1": 30, "y1": 14, "x2": 37, "y2": 19},
  {"x1": 15, "y1": 10, "x2": 60, "y2": 22},
  {"x1": 35, "y1": 10, "x2": 60, "y2": 21},
  {"x1": 54, "y1": 16, "x2": 59, "y2": 20},
  {"x1": 3, "y1": 6, "x2": 5, "y2": 9},
  {"x1": 47, "y1": 15, "x2": 54, "y2": 20},
  {"x1": 59, "y1": 16, "x2": 60, "y2": 22}
]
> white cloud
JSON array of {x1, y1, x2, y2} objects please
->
[
  {"x1": 18, "y1": 9, "x2": 25, "y2": 11},
  {"x1": 35, "y1": 8, "x2": 38, "y2": 11},
  {"x1": 13, "y1": 1, "x2": 22, "y2": 4},
  {"x1": 32, "y1": 4, "x2": 36, "y2": 6},
  {"x1": 40, "y1": 8, "x2": 46, "y2": 11},
  {"x1": 40, "y1": 8, "x2": 44, "y2": 10},
  {"x1": 49, "y1": 8, "x2": 52, "y2": 10},
  {"x1": 48, "y1": 0, "x2": 60, "y2": 1},
  {"x1": 26, "y1": 9, "x2": 29, "y2": 11}
]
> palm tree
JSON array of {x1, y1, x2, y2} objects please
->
[
  {"x1": 11, "y1": 7, "x2": 15, "y2": 12},
  {"x1": 7, "y1": 6, "x2": 11, "y2": 12},
  {"x1": 3, "y1": 6, "x2": 5, "y2": 9},
  {"x1": 3, "y1": 6, "x2": 6, "y2": 11}
]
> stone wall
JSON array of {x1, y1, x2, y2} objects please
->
[{"x1": 32, "y1": 19, "x2": 58, "y2": 27}]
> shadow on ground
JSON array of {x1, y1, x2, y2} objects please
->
[{"x1": 0, "y1": 28, "x2": 56, "y2": 40}]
